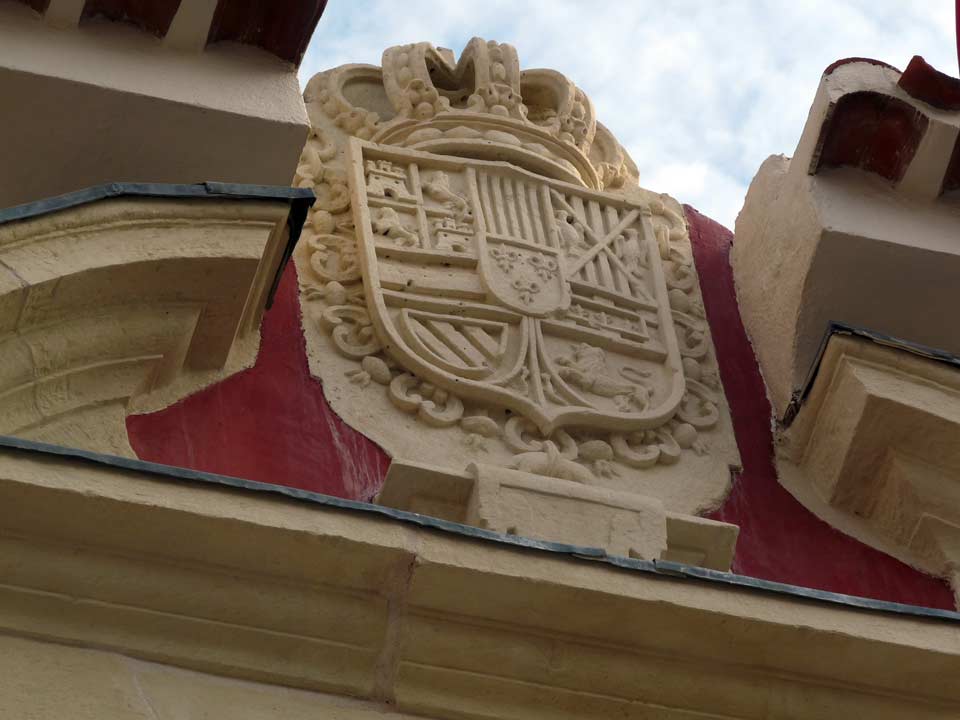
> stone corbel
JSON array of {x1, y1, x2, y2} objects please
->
[
  {"x1": 779, "y1": 329, "x2": 960, "y2": 600},
  {"x1": 733, "y1": 53, "x2": 960, "y2": 597}
]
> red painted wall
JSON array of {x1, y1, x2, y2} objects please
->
[
  {"x1": 128, "y1": 214, "x2": 956, "y2": 609},
  {"x1": 127, "y1": 266, "x2": 388, "y2": 501},
  {"x1": 686, "y1": 206, "x2": 955, "y2": 609}
]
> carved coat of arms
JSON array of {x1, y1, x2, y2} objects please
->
[
  {"x1": 293, "y1": 38, "x2": 738, "y2": 516},
  {"x1": 351, "y1": 141, "x2": 689, "y2": 436}
]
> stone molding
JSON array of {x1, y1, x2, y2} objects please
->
[
  {"x1": 0, "y1": 636, "x2": 426, "y2": 720},
  {"x1": 0, "y1": 185, "x2": 310, "y2": 454},
  {"x1": 1, "y1": 443, "x2": 959, "y2": 719},
  {"x1": 779, "y1": 331, "x2": 960, "y2": 602},
  {"x1": 732, "y1": 58, "x2": 960, "y2": 416}
]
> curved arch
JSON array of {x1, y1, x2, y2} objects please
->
[{"x1": 0, "y1": 185, "x2": 308, "y2": 454}]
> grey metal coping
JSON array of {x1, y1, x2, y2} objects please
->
[
  {"x1": 783, "y1": 321, "x2": 960, "y2": 426},
  {"x1": 0, "y1": 182, "x2": 316, "y2": 308},
  {"x1": 1, "y1": 433, "x2": 957, "y2": 623}
]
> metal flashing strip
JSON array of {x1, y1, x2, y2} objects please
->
[
  {"x1": 783, "y1": 321, "x2": 960, "y2": 426},
  {"x1": 0, "y1": 434, "x2": 602, "y2": 560},
  {"x1": 1, "y1": 432, "x2": 958, "y2": 623},
  {"x1": 0, "y1": 182, "x2": 316, "y2": 307}
]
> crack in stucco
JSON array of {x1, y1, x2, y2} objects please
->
[
  {"x1": 370, "y1": 551, "x2": 417, "y2": 706},
  {"x1": 125, "y1": 658, "x2": 162, "y2": 720}
]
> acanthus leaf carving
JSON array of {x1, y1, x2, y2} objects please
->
[
  {"x1": 511, "y1": 440, "x2": 595, "y2": 484},
  {"x1": 677, "y1": 380, "x2": 720, "y2": 430}
]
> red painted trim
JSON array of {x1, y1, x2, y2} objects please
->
[
  {"x1": 127, "y1": 264, "x2": 389, "y2": 501},
  {"x1": 18, "y1": 0, "x2": 49, "y2": 13},
  {"x1": 686, "y1": 206, "x2": 955, "y2": 610},
  {"x1": 823, "y1": 57, "x2": 900, "y2": 76},
  {"x1": 814, "y1": 91, "x2": 927, "y2": 181},
  {"x1": 898, "y1": 55, "x2": 960, "y2": 111},
  {"x1": 207, "y1": 0, "x2": 327, "y2": 66}
]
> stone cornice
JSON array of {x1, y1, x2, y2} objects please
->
[{"x1": 1, "y1": 438, "x2": 959, "y2": 718}]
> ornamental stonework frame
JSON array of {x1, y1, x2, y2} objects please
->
[{"x1": 293, "y1": 39, "x2": 740, "y2": 527}]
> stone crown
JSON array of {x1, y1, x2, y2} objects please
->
[{"x1": 304, "y1": 38, "x2": 637, "y2": 191}]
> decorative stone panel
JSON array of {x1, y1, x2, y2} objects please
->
[
  {"x1": 294, "y1": 39, "x2": 740, "y2": 566},
  {"x1": 780, "y1": 331, "x2": 960, "y2": 601}
]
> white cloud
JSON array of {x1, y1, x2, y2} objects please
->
[
  {"x1": 301, "y1": 1, "x2": 957, "y2": 228},
  {"x1": 644, "y1": 161, "x2": 746, "y2": 227}
]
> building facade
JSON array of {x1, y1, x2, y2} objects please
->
[{"x1": 1, "y1": 2, "x2": 959, "y2": 718}]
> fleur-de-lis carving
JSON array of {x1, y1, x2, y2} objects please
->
[
  {"x1": 527, "y1": 254, "x2": 558, "y2": 281},
  {"x1": 511, "y1": 278, "x2": 542, "y2": 304},
  {"x1": 490, "y1": 245, "x2": 522, "y2": 272}
]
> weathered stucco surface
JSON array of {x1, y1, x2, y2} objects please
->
[
  {"x1": 0, "y1": 1, "x2": 309, "y2": 208},
  {"x1": 2, "y1": 445, "x2": 960, "y2": 719}
]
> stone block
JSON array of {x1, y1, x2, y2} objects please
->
[
  {"x1": 379, "y1": 459, "x2": 738, "y2": 570},
  {"x1": 733, "y1": 59, "x2": 960, "y2": 416},
  {"x1": 466, "y1": 462, "x2": 669, "y2": 559}
]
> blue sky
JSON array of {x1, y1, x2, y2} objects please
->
[{"x1": 301, "y1": 1, "x2": 957, "y2": 228}]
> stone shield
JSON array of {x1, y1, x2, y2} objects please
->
[{"x1": 350, "y1": 139, "x2": 685, "y2": 434}]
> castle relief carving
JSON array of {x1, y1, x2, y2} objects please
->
[{"x1": 294, "y1": 39, "x2": 740, "y2": 566}]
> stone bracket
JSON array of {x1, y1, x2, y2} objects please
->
[
  {"x1": 733, "y1": 58, "x2": 960, "y2": 416},
  {"x1": 378, "y1": 459, "x2": 739, "y2": 571},
  {"x1": 780, "y1": 332, "x2": 960, "y2": 600}
]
